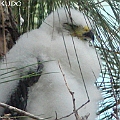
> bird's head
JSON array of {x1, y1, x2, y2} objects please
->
[{"x1": 40, "y1": 7, "x2": 94, "y2": 41}]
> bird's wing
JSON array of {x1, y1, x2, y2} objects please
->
[{"x1": 3, "y1": 60, "x2": 43, "y2": 116}]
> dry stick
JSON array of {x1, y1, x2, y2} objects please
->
[
  {"x1": 58, "y1": 62, "x2": 90, "y2": 120},
  {"x1": 56, "y1": 100, "x2": 90, "y2": 120},
  {"x1": 0, "y1": 102, "x2": 46, "y2": 120},
  {"x1": 58, "y1": 61, "x2": 80, "y2": 120}
]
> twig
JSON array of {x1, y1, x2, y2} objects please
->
[
  {"x1": 57, "y1": 100, "x2": 90, "y2": 120},
  {"x1": 58, "y1": 61, "x2": 80, "y2": 120},
  {"x1": 58, "y1": 61, "x2": 90, "y2": 120},
  {"x1": 0, "y1": 102, "x2": 46, "y2": 120}
]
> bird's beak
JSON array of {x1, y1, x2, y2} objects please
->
[{"x1": 83, "y1": 30, "x2": 94, "y2": 41}]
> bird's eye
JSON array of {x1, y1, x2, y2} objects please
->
[{"x1": 63, "y1": 23, "x2": 78, "y2": 31}]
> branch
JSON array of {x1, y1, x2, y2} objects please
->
[
  {"x1": 58, "y1": 61, "x2": 90, "y2": 120},
  {"x1": 0, "y1": 102, "x2": 46, "y2": 120}
]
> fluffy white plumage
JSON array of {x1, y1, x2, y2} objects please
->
[{"x1": 0, "y1": 7, "x2": 101, "y2": 120}]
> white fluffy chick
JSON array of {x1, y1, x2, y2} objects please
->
[{"x1": 0, "y1": 7, "x2": 101, "y2": 120}]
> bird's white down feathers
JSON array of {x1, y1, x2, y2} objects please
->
[{"x1": 0, "y1": 7, "x2": 101, "y2": 120}]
